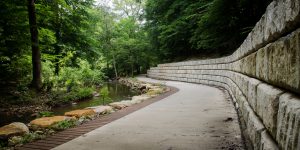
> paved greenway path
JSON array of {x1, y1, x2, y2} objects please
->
[{"x1": 53, "y1": 77, "x2": 244, "y2": 150}]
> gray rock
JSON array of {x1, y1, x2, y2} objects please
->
[{"x1": 86, "y1": 106, "x2": 113, "y2": 115}]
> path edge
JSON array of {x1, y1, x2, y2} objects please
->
[{"x1": 16, "y1": 86, "x2": 179, "y2": 150}]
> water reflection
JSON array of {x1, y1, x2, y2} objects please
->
[{"x1": 52, "y1": 82, "x2": 138, "y2": 115}]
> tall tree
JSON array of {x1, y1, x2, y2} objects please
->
[
  {"x1": 145, "y1": 0, "x2": 272, "y2": 62},
  {"x1": 54, "y1": 0, "x2": 62, "y2": 75},
  {"x1": 27, "y1": 0, "x2": 42, "y2": 91}
]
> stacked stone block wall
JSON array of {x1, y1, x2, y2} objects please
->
[{"x1": 147, "y1": 0, "x2": 300, "y2": 149}]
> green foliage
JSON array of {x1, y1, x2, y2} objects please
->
[
  {"x1": 42, "y1": 59, "x2": 105, "y2": 90},
  {"x1": 100, "y1": 87, "x2": 109, "y2": 97},
  {"x1": 19, "y1": 132, "x2": 46, "y2": 144},
  {"x1": 51, "y1": 120, "x2": 76, "y2": 131},
  {"x1": 76, "y1": 59, "x2": 105, "y2": 86},
  {"x1": 0, "y1": 140, "x2": 7, "y2": 148},
  {"x1": 145, "y1": 0, "x2": 272, "y2": 61},
  {"x1": 5, "y1": 132, "x2": 47, "y2": 147},
  {"x1": 42, "y1": 61, "x2": 55, "y2": 91},
  {"x1": 37, "y1": 111, "x2": 54, "y2": 118},
  {"x1": 58, "y1": 59, "x2": 105, "y2": 88},
  {"x1": 100, "y1": 87, "x2": 112, "y2": 104},
  {"x1": 48, "y1": 87, "x2": 94, "y2": 106},
  {"x1": 95, "y1": 0, "x2": 156, "y2": 77},
  {"x1": 1, "y1": 0, "x2": 152, "y2": 94}
]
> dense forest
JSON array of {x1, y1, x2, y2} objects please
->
[
  {"x1": 0, "y1": 0, "x2": 271, "y2": 107},
  {"x1": 145, "y1": 0, "x2": 272, "y2": 61}
]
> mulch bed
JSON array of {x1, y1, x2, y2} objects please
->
[{"x1": 16, "y1": 86, "x2": 179, "y2": 150}]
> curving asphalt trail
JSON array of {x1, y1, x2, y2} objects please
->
[{"x1": 52, "y1": 77, "x2": 244, "y2": 150}]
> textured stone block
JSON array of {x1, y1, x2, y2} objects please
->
[
  {"x1": 246, "y1": 111, "x2": 265, "y2": 150},
  {"x1": 244, "y1": 52, "x2": 257, "y2": 77},
  {"x1": 235, "y1": 0, "x2": 300, "y2": 60},
  {"x1": 224, "y1": 64, "x2": 229, "y2": 70},
  {"x1": 248, "y1": 78, "x2": 262, "y2": 111},
  {"x1": 239, "y1": 74, "x2": 249, "y2": 97},
  {"x1": 250, "y1": 14, "x2": 265, "y2": 51},
  {"x1": 264, "y1": 0, "x2": 300, "y2": 42},
  {"x1": 240, "y1": 59, "x2": 247, "y2": 74},
  {"x1": 256, "y1": 46, "x2": 269, "y2": 81},
  {"x1": 234, "y1": 86, "x2": 243, "y2": 105},
  {"x1": 228, "y1": 62, "x2": 233, "y2": 71},
  {"x1": 268, "y1": 29, "x2": 300, "y2": 94},
  {"x1": 257, "y1": 84, "x2": 284, "y2": 138},
  {"x1": 260, "y1": 131, "x2": 279, "y2": 150},
  {"x1": 240, "y1": 96, "x2": 252, "y2": 122},
  {"x1": 276, "y1": 93, "x2": 300, "y2": 150},
  {"x1": 232, "y1": 51, "x2": 239, "y2": 61},
  {"x1": 202, "y1": 80, "x2": 209, "y2": 85},
  {"x1": 232, "y1": 62, "x2": 238, "y2": 71},
  {"x1": 220, "y1": 64, "x2": 225, "y2": 69},
  {"x1": 195, "y1": 70, "x2": 202, "y2": 74},
  {"x1": 236, "y1": 60, "x2": 242, "y2": 72}
]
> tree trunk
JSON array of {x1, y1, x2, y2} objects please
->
[
  {"x1": 131, "y1": 62, "x2": 134, "y2": 77},
  {"x1": 135, "y1": 64, "x2": 140, "y2": 74},
  {"x1": 54, "y1": 2, "x2": 61, "y2": 75},
  {"x1": 112, "y1": 53, "x2": 118, "y2": 78},
  {"x1": 27, "y1": 0, "x2": 42, "y2": 91},
  {"x1": 54, "y1": 28, "x2": 61, "y2": 75}
]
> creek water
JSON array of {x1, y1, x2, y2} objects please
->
[
  {"x1": 52, "y1": 82, "x2": 138, "y2": 115},
  {"x1": 0, "y1": 82, "x2": 138, "y2": 126}
]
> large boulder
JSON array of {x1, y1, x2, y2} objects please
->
[
  {"x1": 86, "y1": 106, "x2": 113, "y2": 114},
  {"x1": 131, "y1": 95, "x2": 151, "y2": 104},
  {"x1": 146, "y1": 88, "x2": 164, "y2": 96},
  {"x1": 120, "y1": 100, "x2": 133, "y2": 107},
  {"x1": 0, "y1": 122, "x2": 29, "y2": 139},
  {"x1": 139, "y1": 83, "x2": 153, "y2": 89},
  {"x1": 29, "y1": 116, "x2": 72, "y2": 128},
  {"x1": 109, "y1": 102, "x2": 128, "y2": 110},
  {"x1": 148, "y1": 85, "x2": 161, "y2": 89},
  {"x1": 65, "y1": 109, "x2": 95, "y2": 118}
]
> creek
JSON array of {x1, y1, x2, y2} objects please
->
[{"x1": 0, "y1": 82, "x2": 138, "y2": 126}]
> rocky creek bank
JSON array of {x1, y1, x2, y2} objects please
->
[{"x1": 0, "y1": 78, "x2": 169, "y2": 149}]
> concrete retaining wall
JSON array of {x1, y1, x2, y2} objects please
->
[{"x1": 147, "y1": 0, "x2": 300, "y2": 149}]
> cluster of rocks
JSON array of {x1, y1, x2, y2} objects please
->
[
  {"x1": 0, "y1": 106, "x2": 113, "y2": 148},
  {"x1": 109, "y1": 78, "x2": 169, "y2": 110},
  {"x1": 0, "y1": 78, "x2": 168, "y2": 148},
  {"x1": 118, "y1": 78, "x2": 166, "y2": 93}
]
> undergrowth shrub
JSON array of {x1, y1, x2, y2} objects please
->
[
  {"x1": 1, "y1": 58, "x2": 105, "y2": 106},
  {"x1": 43, "y1": 59, "x2": 105, "y2": 91},
  {"x1": 37, "y1": 111, "x2": 54, "y2": 118},
  {"x1": 51, "y1": 120, "x2": 76, "y2": 131},
  {"x1": 47, "y1": 87, "x2": 94, "y2": 106}
]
